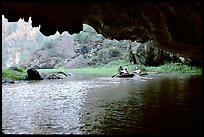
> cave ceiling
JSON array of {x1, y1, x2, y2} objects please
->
[{"x1": 2, "y1": 1, "x2": 202, "y2": 65}]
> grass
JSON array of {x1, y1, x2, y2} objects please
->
[
  {"x1": 2, "y1": 68, "x2": 27, "y2": 80},
  {"x1": 66, "y1": 61, "x2": 202, "y2": 75},
  {"x1": 36, "y1": 60, "x2": 136, "y2": 76},
  {"x1": 38, "y1": 67, "x2": 116, "y2": 76},
  {"x1": 145, "y1": 62, "x2": 202, "y2": 74},
  {"x1": 46, "y1": 60, "x2": 200, "y2": 77},
  {"x1": 2, "y1": 60, "x2": 202, "y2": 81},
  {"x1": 65, "y1": 60, "x2": 137, "y2": 76},
  {"x1": 37, "y1": 60, "x2": 202, "y2": 76},
  {"x1": 36, "y1": 68, "x2": 67, "y2": 74}
]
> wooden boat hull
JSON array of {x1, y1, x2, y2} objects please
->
[
  {"x1": 134, "y1": 72, "x2": 148, "y2": 76},
  {"x1": 116, "y1": 73, "x2": 134, "y2": 78}
]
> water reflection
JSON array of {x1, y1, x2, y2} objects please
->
[
  {"x1": 79, "y1": 74, "x2": 202, "y2": 135},
  {"x1": 2, "y1": 73, "x2": 202, "y2": 135},
  {"x1": 2, "y1": 80, "x2": 89, "y2": 134}
]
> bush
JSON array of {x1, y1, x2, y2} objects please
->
[
  {"x1": 2, "y1": 69, "x2": 27, "y2": 80},
  {"x1": 98, "y1": 49, "x2": 107, "y2": 63},
  {"x1": 9, "y1": 66, "x2": 25, "y2": 72},
  {"x1": 145, "y1": 62, "x2": 202, "y2": 74},
  {"x1": 80, "y1": 45, "x2": 89, "y2": 55},
  {"x1": 137, "y1": 65, "x2": 147, "y2": 72},
  {"x1": 87, "y1": 56, "x2": 99, "y2": 66},
  {"x1": 108, "y1": 47, "x2": 121, "y2": 58}
]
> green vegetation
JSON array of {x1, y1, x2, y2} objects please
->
[
  {"x1": 37, "y1": 68, "x2": 67, "y2": 74},
  {"x1": 66, "y1": 60, "x2": 134, "y2": 76},
  {"x1": 2, "y1": 67, "x2": 27, "y2": 80},
  {"x1": 37, "y1": 60, "x2": 202, "y2": 76},
  {"x1": 67, "y1": 60, "x2": 202, "y2": 75},
  {"x1": 2, "y1": 61, "x2": 202, "y2": 81},
  {"x1": 145, "y1": 62, "x2": 202, "y2": 74}
]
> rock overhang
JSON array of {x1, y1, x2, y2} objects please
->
[{"x1": 2, "y1": 1, "x2": 202, "y2": 66}]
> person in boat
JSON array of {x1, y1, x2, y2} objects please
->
[
  {"x1": 122, "y1": 68, "x2": 129, "y2": 74},
  {"x1": 118, "y1": 66, "x2": 124, "y2": 75},
  {"x1": 134, "y1": 67, "x2": 141, "y2": 75}
]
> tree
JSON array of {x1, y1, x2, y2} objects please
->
[
  {"x1": 108, "y1": 47, "x2": 121, "y2": 58},
  {"x1": 80, "y1": 45, "x2": 89, "y2": 55}
]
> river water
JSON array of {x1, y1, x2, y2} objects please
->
[{"x1": 2, "y1": 73, "x2": 202, "y2": 135}]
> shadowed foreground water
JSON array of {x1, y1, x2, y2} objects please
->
[{"x1": 2, "y1": 73, "x2": 202, "y2": 135}]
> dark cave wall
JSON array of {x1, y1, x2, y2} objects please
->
[{"x1": 2, "y1": 2, "x2": 202, "y2": 65}]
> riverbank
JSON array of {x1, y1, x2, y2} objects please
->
[
  {"x1": 2, "y1": 67, "x2": 27, "y2": 80},
  {"x1": 2, "y1": 61, "x2": 202, "y2": 81},
  {"x1": 37, "y1": 61, "x2": 202, "y2": 75}
]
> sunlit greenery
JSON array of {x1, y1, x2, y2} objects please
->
[
  {"x1": 2, "y1": 68, "x2": 27, "y2": 80},
  {"x1": 37, "y1": 68, "x2": 67, "y2": 74},
  {"x1": 37, "y1": 60, "x2": 202, "y2": 75},
  {"x1": 2, "y1": 60, "x2": 202, "y2": 81},
  {"x1": 145, "y1": 62, "x2": 202, "y2": 74},
  {"x1": 66, "y1": 60, "x2": 202, "y2": 75}
]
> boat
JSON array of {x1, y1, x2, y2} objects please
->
[
  {"x1": 116, "y1": 73, "x2": 134, "y2": 78},
  {"x1": 134, "y1": 72, "x2": 148, "y2": 76}
]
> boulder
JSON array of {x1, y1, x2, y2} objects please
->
[
  {"x1": 26, "y1": 68, "x2": 43, "y2": 80},
  {"x1": 45, "y1": 72, "x2": 70, "y2": 79},
  {"x1": 46, "y1": 74, "x2": 65, "y2": 79},
  {"x1": 41, "y1": 71, "x2": 71, "y2": 79}
]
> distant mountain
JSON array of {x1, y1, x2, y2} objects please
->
[
  {"x1": 2, "y1": 15, "x2": 179, "y2": 69},
  {"x1": 2, "y1": 15, "x2": 46, "y2": 68},
  {"x1": 2, "y1": 15, "x2": 75, "y2": 69}
]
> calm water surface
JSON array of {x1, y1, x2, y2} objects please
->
[{"x1": 2, "y1": 73, "x2": 202, "y2": 135}]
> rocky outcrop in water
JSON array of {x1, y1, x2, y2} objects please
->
[
  {"x1": 2, "y1": 78, "x2": 15, "y2": 84},
  {"x1": 26, "y1": 68, "x2": 43, "y2": 80},
  {"x1": 40, "y1": 71, "x2": 71, "y2": 79}
]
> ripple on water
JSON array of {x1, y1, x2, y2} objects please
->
[
  {"x1": 2, "y1": 74, "x2": 202, "y2": 135},
  {"x1": 2, "y1": 80, "x2": 95, "y2": 134}
]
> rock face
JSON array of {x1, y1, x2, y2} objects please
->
[
  {"x1": 2, "y1": 2, "x2": 202, "y2": 66},
  {"x1": 64, "y1": 55, "x2": 87, "y2": 68},
  {"x1": 26, "y1": 48, "x2": 61, "y2": 69},
  {"x1": 132, "y1": 40, "x2": 181, "y2": 66},
  {"x1": 84, "y1": 2, "x2": 202, "y2": 66},
  {"x1": 25, "y1": 35, "x2": 77, "y2": 69}
]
